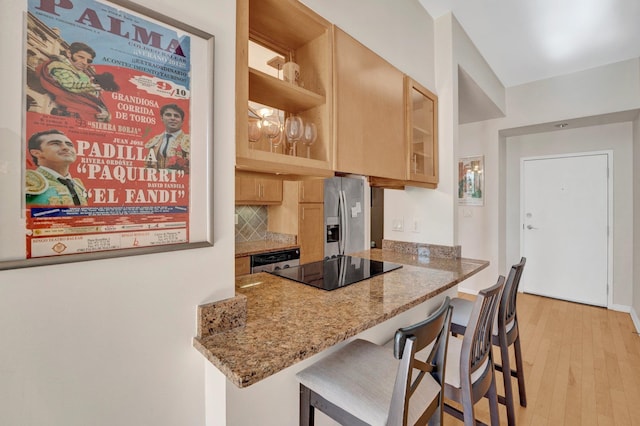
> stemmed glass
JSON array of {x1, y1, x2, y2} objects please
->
[
  {"x1": 248, "y1": 118, "x2": 262, "y2": 149},
  {"x1": 270, "y1": 124, "x2": 286, "y2": 153},
  {"x1": 261, "y1": 110, "x2": 281, "y2": 153},
  {"x1": 301, "y1": 122, "x2": 317, "y2": 158},
  {"x1": 284, "y1": 115, "x2": 304, "y2": 156}
]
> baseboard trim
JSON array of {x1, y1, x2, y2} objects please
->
[
  {"x1": 456, "y1": 287, "x2": 479, "y2": 296},
  {"x1": 631, "y1": 307, "x2": 640, "y2": 334},
  {"x1": 609, "y1": 303, "x2": 631, "y2": 313}
]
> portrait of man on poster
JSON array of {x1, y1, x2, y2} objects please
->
[
  {"x1": 144, "y1": 103, "x2": 190, "y2": 172},
  {"x1": 25, "y1": 129, "x2": 88, "y2": 206}
]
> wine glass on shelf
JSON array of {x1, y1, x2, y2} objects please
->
[
  {"x1": 301, "y1": 122, "x2": 317, "y2": 158},
  {"x1": 284, "y1": 115, "x2": 304, "y2": 156},
  {"x1": 247, "y1": 117, "x2": 262, "y2": 149},
  {"x1": 261, "y1": 110, "x2": 281, "y2": 153},
  {"x1": 270, "y1": 124, "x2": 286, "y2": 154}
]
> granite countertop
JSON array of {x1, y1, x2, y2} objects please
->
[
  {"x1": 235, "y1": 240, "x2": 300, "y2": 258},
  {"x1": 193, "y1": 249, "x2": 488, "y2": 388}
]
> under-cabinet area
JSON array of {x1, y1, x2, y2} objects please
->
[
  {"x1": 236, "y1": 0, "x2": 439, "y2": 188},
  {"x1": 268, "y1": 180, "x2": 325, "y2": 264},
  {"x1": 235, "y1": 176, "x2": 325, "y2": 271}
]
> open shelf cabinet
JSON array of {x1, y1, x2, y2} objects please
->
[{"x1": 236, "y1": 0, "x2": 334, "y2": 177}]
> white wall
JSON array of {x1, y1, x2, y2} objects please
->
[
  {"x1": 385, "y1": 12, "x2": 456, "y2": 246},
  {"x1": 633, "y1": 115, "x2": 640, "y2": 330},
  {"x1": 505, "y1": 123, "x2": 634, "y2": 308},
  {"x1": 302, "y1": 0, "x2": 436, "y2": 91},
  {"x1": 0, "y1": 1, "x2": 235, "y2": 425},
  {"x1": 456, "y1": 59, "x2": 640, "y2": 301}
]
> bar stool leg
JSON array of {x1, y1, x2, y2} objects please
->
[
  {"x1": 488, "y1": 372, "x2": 500, "y2": 426},
  {"x1": 513, "y1": 335, "x2": 527, "y2": 407},
  {"x1": 499, "y1": 343, "x2": 517, "y2": 426},
  {"x1": 299, "y1": 384, "x2": 314, "y2": 426}
]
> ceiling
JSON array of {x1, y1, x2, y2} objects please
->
[{"x1": 418, "y1": 0, "x2": 640, "y2": 87}]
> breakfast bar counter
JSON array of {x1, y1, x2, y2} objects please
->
[{"x1": 193, "y1": 248, "x2": 488, "y2": 388}]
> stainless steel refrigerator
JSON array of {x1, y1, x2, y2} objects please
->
[{"x1": 324, "y1": 176, "x2": 365, "y2": 258}]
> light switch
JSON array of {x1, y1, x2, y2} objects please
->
[{"x1": 392, "y1": 218, "x2": 404, "y2": 232}]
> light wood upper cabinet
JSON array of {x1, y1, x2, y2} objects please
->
[
  {"x1": 298, "y1": 179, "x2": 324, "y2": 203},
  {"x1": 236, "y1": 171, "x2": 283, "y2": 205},
  {"x1": 333, "y1": 27, "x2": 405, "y2": 180},
  {"x1": 369, "y1": 77, "x2": 439, "y2": 190},
  {"x1": 406, "y1": 77, "x2": 438, "y2": 185},
  {"x1": 235, "y1": 0, "x2": 334, "y2": 177}
]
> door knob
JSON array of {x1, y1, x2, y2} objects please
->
[{"x1": 526, "y1": 225, "x2": 538, "y2": 230}]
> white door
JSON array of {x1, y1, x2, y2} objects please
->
[{"x1": 521, "y1": 153, "x2": 609, "y2": 307}]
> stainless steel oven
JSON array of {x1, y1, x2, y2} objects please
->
[{"x1": 250, "y1": 248, "x2": 300, "y2": 273}]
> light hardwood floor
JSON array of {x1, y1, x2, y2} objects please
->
[{"x1": 446, "y1": 292, "x2": 640, "y2": 426}]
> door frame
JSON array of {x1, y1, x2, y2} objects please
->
[{"x1": 519, "y1": 150, "x2": 613, "y2": 308}]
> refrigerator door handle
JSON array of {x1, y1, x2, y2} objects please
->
[{"x1": 339, "y1": 190, "x2": 348, "y2": 256}]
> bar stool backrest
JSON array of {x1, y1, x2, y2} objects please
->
[
  {"x1": 499, "y1": 257, "x2": 526, "y2": 336},
  {"x1": 389, "y1": 297, "x2": 453, "y2": 425},
  {"x1": 462, "y1": 276, "x2": 504, "y2": 394}
]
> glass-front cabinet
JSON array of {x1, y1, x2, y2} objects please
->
[
  {"x1": 236, "y1": 0, "x2": 334, "y2": 177},
  {"x1": 405, "y1": 76, "x2": 438, "y2": 186}
]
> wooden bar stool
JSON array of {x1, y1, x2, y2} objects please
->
[
  {"x1": 449, "y1": 258, "x2": 527, "y2": 426},
  {"x1": 442, "y1": 276, "x2": 505, "y2": 426},
  {"x1": 296, "y1": 297, "x2": 453, "y2": 425}
]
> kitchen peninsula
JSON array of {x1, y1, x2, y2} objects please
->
[{"x1": 194, "y1": 246, "x2": 488, "y2": 388}]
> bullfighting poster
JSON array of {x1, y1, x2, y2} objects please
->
[{"x1": 24, "y1": 0, "x2": 192, "y2": 258}]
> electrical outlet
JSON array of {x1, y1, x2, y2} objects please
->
[
  {"x1": 392, "y1": 218, "x2": 404, "y2": 232},
  {"x1": 235, "y1": 214, "x2": 238, "y2": 225},
  {"x1": 411, "y1": 219, "x2": 420, "y2": 233}
]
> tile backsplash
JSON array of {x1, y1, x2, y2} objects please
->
[{"x1": 235, "y1": 205, "x2": 268, "y2": 243}]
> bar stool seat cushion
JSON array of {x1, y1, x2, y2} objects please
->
[
  {"x1": 296, "y1": 338, "x2": 440, "y2": 426},
  {"x1": 450, "y1": 298, "x2": 515, "y2": 336}
]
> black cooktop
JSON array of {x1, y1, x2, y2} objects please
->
[{"x1": 268, "y1": 255, "x2": 403, "y2": 291}]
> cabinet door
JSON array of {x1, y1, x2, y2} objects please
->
[
  {"x1": 236, "y1": 171, "x2": 282, "y2": 204},
  {"x1": 236, "y1": 173, "x2": 258, "y2": 203},
  {"x1": 334, "y1": 28, "x2": 405, "y2": 180},
  {"x1": 235, "y1": 256, "x2": 251, "y2": 276},
  {"x1": 298, "y1": 179, "x2": 324, "y2": 203},
  {"x1": 406, "y1": 77, "x2": 438, "y2": 184},
  {"x1": 298, "y1": 203, "x2": 324, "y2": 264},
  {"x1": 259, "y1": 176, "x2": 283, "y2": 203}
]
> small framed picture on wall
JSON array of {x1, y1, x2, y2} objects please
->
[{"x1": 458, "y1": 155, "x2": 484, "y2": 206}]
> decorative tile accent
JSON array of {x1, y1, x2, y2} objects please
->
[
  {"x1": 382, "y1": 239, "x2": 461, "y2": 259},
  {"x1": 235, "y1": 206, "x2": 268, "y2": 243},
  {"x1": 234, "y1": 206, "x2": 297, "y2": 244},
  {"x1": 197, "y1": 294, "x2": 247, "y2": 338}
]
